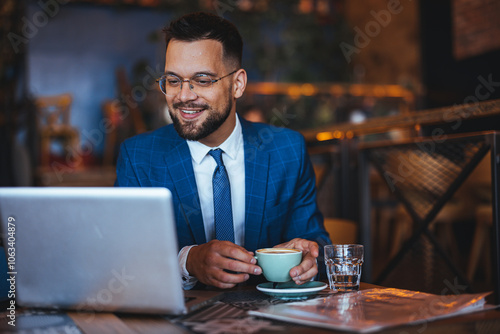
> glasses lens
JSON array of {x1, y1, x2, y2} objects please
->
[
  {"x1": 158, "y1": 74, "x2": 216, "y2": 96},
  {"x1": 158, "y1": 75, "x2": 183, "y2": 95},
  {"x1": 165, "y1": 75, "x2": 182, "y2": 87},
  {"x1": 158, "y1": 76, "x2": 167, "y2": 94},
  {"x1": 191, "y1": 74, "x2": 213, "y2": 88}
]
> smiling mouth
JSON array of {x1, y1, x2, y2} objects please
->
[
  {"x1": 174, "y1": 103, "x2": 209, "y2": 116},
  {"x1": 181, "y1": 109, "x2": 204, "y2": 114}
]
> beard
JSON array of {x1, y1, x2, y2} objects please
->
[{"x1": 168, "y1": 97, "x2": 233, "y2": 142}]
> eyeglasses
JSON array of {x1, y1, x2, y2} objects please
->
[{"x1": 156, "y1": 70, "x2": 238, "y2": 96}]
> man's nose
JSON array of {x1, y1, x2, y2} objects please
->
[{"x1": 178, "y1": 80, "x2": 198, "y2": 101}]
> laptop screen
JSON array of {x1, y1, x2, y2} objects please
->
[{"x1": 0, "y1": 187, "x2": 189, "y2": 314}]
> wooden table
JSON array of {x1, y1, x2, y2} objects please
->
[{"x1": 1, "y1": 283, "x2": 498, "y2": 334}]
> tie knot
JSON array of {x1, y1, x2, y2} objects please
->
[{"x1": 209, "y1": 149, "x2": 224, "y2": 167}]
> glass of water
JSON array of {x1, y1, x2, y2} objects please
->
[{"x1": 324, "y1": 244, "x2": 364, "y2": 292}]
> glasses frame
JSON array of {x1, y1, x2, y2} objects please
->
[{"x1": 156, "y1": 69, "x2": 239, "y2": 96}]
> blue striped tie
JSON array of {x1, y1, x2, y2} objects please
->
[{"x1": 209, "y1": 149, "x2": 235, "y2": 243}]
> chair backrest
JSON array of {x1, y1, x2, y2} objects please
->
[
  {"x1": 323, "y1": 218, "x2": 358, "y2": 244},
  {"x1": 35, "y1": 93, "x2": 73, "y2": 128},
  {"x1": 464, "y1": 151, "x2": 491, "y2": 203}
]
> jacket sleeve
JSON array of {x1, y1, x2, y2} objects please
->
[
  {"x1": 286, "y1": 134, "x2": 331, "y2": 248},
  {"x1": 284, "y1": 135, "x2": 332, "y2": 280}
]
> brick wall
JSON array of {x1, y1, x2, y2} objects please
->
[
  {"x1": 343, "y1": 0, "x2": 422, "y2": 94},
  {"x1": 452, "y1": 0, "x2": 500, "y2": 60}
]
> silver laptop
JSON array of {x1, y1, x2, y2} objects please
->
[{"x1": 0, "y1": 187, "x2": 221, "y2": 315}]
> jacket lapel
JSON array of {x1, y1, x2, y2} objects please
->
[
  {"x1": 163, "y1": 134, "x2": 206, "y2": 246},
  {"x1": 240, "y1": 116, "x2": 270, "y2": 251}
]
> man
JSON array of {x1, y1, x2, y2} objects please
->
[{"x1": 115, "y1": 12, "x2": 331, "y2": 289}]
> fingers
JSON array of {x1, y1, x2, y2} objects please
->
[
  {"x1": 272, "y1": 238, "x2": 320, "y2": 285},
  {"x1": 218, "y1": 241, "x2": 256, "y2": 264},
  {"x1": 275, "y1": 238, "x2": 320, "y2": 258},
  {"x1": 186, "y1": 240, "x2": 262, "y2": 288},
  {"x1": 290, "y1": 252, "x2": 318, "y2": 285},
  {"x1": 207, "y1": 270, "x2": 250, "y2": 289}
]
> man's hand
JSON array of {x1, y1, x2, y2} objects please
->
[
  {"x1": 186, "y1": 240, "x2": 262, "y2": 289},
  {"x1": 274, "y1": 238, "x2": 319, "y2": 285}
]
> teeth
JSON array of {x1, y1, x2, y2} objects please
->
[{"x1": 181, "y1": 109, "x2": 202, "y2": 114}]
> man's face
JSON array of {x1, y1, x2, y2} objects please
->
[{"x1": 164, "y1": 39, "x2": 238, "y2": 146}]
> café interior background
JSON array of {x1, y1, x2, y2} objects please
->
[{"x1": 1, "y1": 0, "x2": 500, "y2": 296}]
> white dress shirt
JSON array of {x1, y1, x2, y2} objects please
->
[{"x1": 178, "y1": 116, "x2": 245, "y2": 289}]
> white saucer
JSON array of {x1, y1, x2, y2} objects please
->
[{"x1": 256, "y1": 281, "x2": 328, "y2": 300}]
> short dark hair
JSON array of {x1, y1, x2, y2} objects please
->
[{"x1": 163, "y1": 12, "x2": 243, "y2": 69}]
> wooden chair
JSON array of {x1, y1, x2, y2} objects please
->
[
  {"x1": 101, "y1": 100, "x2": 122, "y2": 166},
  {"x1": 323, "y1": 217, "x2": 358, "y2": 244},
  {"x1": 428, "y1": 185, "x2": 476, "y2": 265},
  {"x1": 467, "y1": 204, "x2": 493, "y2": 283},
  {"x1": 465, "y1": 153, "x2": 493, "y2": 283},
  {"x1": 35, "y1": 93, "x2": 80, "y2": 167}
]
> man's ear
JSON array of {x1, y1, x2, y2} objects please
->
[{"x1": 233, "y1": 69, "x2": 247, "y2": 99}]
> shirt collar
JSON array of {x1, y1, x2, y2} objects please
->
[{"x1": 187, "y1": 116, "x2": 243, "y2": 165}]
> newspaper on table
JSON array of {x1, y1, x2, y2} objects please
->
[{"x1": 248, "y1": 288, "x2": 494, "y2": 333}]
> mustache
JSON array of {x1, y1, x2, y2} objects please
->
[{"x1": 173, "y1": 102, "x2": 209, "y2": 109}]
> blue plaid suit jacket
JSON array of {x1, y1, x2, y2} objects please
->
[{"x1": 115, "y1": 115, "x2": 331, "y2": 253}]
